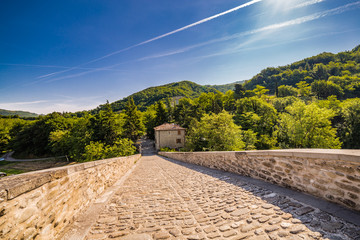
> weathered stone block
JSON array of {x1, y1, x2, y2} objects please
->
[
  {"x1": 7, "y1": 174, "x2": 51, "y2": 199},
  {"x1": 347, "y1": 175, "x2": 360, "y2": 182},
  {"x1": 334, "y1": 165, "x2": 355, "y2": 174},
  {"x1": 312, "y1": 183, "x2": 327, "y2": 192},
  {"x1": 334, "y1": 181, "x2": 360, "y2": 193},
  {"x1": 0, "y1": 189, "x2": 7, "y2": 203},
  {"x1": 347, "y1": 192, "x2": 358, "y2": 200},
  {"x1": 19, "y1": 207, "x2": 37, "y2": 223},
  {"x1": 327, "y1": 187, "x2": 345, "y2": 197},
  {"x1": 337, "y1": 197, "x2": 356, "y2": 208},
  {"x1": 50, "y1": 169, "x2": 68, "y2": 180}
]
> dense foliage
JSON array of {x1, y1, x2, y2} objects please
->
[
  {"x1": 1, "y1": 102, "x2": 137, "y2": 162},
  {"x1": 244, "y1": 45, "x2": 360, "y2": 99},
  {"x1": 186, "y1": 111, "x2": 245, "y2": 151}
]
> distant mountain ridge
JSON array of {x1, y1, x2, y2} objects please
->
[
  {"x1": 0, "y1": 109, "x2": 38, "y2": 118},
  {"x1": 206, "y1": 80, "x2": 245, "y2": 93}
]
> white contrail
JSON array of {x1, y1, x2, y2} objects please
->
[
  {"x1": 139, "y1": 1, "x2": 360, "y2": 61},
  {"x1": 36, "y1": 0, "x2": 263, "y2": 80},
  {"x1": 292, "y1": 0, "x2": 326, "y2": 9},
  {"x1": 36, "y1": 1, "x2": 360, "y2": 83},
  {"x1": 254, "y1": 0, "x2": 360, "y2": 33}
]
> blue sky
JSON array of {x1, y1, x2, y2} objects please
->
[{"x1": 1, "y1": 0, "x2": 360, "y2": 114}]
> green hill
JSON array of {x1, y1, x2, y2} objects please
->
[
  {"x1": 244, "y1": 44, "x2": 360, "y2": 98},
  {"x1": 92, "y1": 43, "x2": 360, "y2": 113},
  {"x1": 0, "y1": 109, "x2": 38, "y2": 118},
  {"x1": 93, "y1": 80, "x2": 220, "y2": 112}
]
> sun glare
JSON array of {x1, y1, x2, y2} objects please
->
[{"x1": 263, "y1": 0, "x2": 304, "y2": 14}]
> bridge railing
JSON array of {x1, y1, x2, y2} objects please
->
[{"x1": 0, "y1": 154, "x2": 141, "y2": 239}]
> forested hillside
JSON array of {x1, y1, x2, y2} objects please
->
[
  {"x1": 92, "y1": 81, "x2": 219, "y2": 113},
  {"x1": 0, "y1": 109, "x2": 38, "y2": 118},
  {"x1": 244, "y1": 45, "x2": 360, "y2": 99}
]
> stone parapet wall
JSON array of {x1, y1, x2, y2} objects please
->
[
  {"x1": 0, "y1": 154, "x2": 141, "y2": 239},
  {"x1": 159, "y1": 149, "x2": 360, "y2": 211}
]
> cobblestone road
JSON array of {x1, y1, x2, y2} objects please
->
[{"x1": 85, "y1": 155, "x2": 360, "y2": 240}]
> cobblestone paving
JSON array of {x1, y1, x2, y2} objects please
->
[{"x1": 85, "y1": 155, "x2": 360, "y2": 240}]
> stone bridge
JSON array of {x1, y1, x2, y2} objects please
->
[{"x1": 0, "y1": 150, "x2": 360, "y2": 240}]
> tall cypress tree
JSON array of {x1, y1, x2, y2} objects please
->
[
  {"x1": 155, "y1": 101, "x2": 168, "y2": 126},
  {"x1": 123, "y1": 97, "x2": 144, "y2": 141}
]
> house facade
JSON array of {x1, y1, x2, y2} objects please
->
[{"x1": 154, "y1": 123, "x2": 185, "y2": 150}]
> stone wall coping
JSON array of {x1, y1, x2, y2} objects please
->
[
  {"x1": 0, "y1": 154, "x2": 141, "y2": 201},
  {"x1": 160, "y1": 149, "x2": 360, "y2": 163}
]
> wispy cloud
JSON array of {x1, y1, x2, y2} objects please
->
[
  {"x1": 33, "y1": 1, "x2": 360, "y2": 83},
  {"x1": 291, "y1": 0, "x2": 326, "y2": 9},
  {"x1": 36, "y1": 0, "x2": 263, "y2": 80},
  {"x1": 0, "y1": 100, "x2": 49, "y2": 106},
  {"x1": 0, "y1": 100, "x2": 49, "y2": 112},
  {"x1": 197, "y1": 28, "x2": 360, "y2": 60},
  {"x1": 0, "y1": 97, "x2": 104, "y2": 114},
  {"x1": 235, "y1": 1, "x2": 360, "y2": 36},
  {"x1": 0, "y1": 63, "x2": 128, "y2": 72},
  {"x1": 136, "y1": 1, "x2": 360, "y2": 61}
]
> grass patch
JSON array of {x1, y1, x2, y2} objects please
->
[{"x1": 0, "y1": 169, "x2": 25, "y2": 176}]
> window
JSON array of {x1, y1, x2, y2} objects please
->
[
  {"x1": 178, "y1": 130, "x2": 181, "y2": 135},
  {"x1": 176, "y1": 139, "x2": 181, "y2": 144}
]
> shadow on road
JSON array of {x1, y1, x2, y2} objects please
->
[{"x1": 158, "y1": 155, "x2": 360, "y2": 240}]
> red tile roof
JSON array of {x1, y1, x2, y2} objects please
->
[{"x1": 154, "y1": 123, "x2": 185, "y2": 131}]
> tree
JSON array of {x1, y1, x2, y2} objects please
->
[
  {"x1": 0, "y1": 118, "x2": 26, "y2": 153},
  {"x1": 277, "y1": 85, "x2": 298, "y2": 98},
  {"x1": 10, "y1": 112, "x2": 72, "y2": 158},
  {"x1": 338, "y1": 98, "x2": 360, "y2": 148},
  {"x1": 71, "y1": 117, "x2": 93, "y2": 160},
  {"x1": 253, "y1": 85, "x2": 269, "y2": 98},
  {"x1": 242, "y1": 130, "x2": 257, "y2": 150},
  {"x1": 296, "y1": 81, "x2": 311, "y2": 97},
  {"x1": 272, "y1": 96, "x2": 298, "y2": 113},
  {"x1": 155, "y1": 101, "x2": 168, "y2": 126},
  {"x1": 235, "y1": 97, "x2": 278, "y2": 136},
  {"x1": 174, "y1": 98, "x2": 203, "y2": 128},
  {"x1": 143, "y1": 105, "x2": 157, "y2": 139},
  {"x1": 165, "y1": 97, "x2": 175, "y2": 122},
  {"x1": 91, "y1": 101, "x2": 120, "y2": 145},
  {"x1": 276, "y1": 101, "x2": 341, "y2": 149},
  {"x1": 234, "y1": 84, "x2": 246, "y2": 99},
  {"x1": 81, "y1": 141, "x2": 106, "y2": 162},
  {"x1": 311, "y1": 80, "x2": 344, "y2": 99},
  {"x1": 312, "y1": 63, "x2": 329, "y2": 80},
  {"x1": 104, "y1": 138, "x2": 136, "y2": 158},
  {"x1": 122, "y1": 97, "x2": 144, "y2": 141},
  {"x1": 186, "y1": 111, "x2": 245, "y2": 151},
  {"x1": 223, "y1": 90, "x2": 236, "y2": 113}
]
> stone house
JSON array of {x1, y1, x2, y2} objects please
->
[{"x1": 154, "y1": 123, "x2": 185, "y2": 150}]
